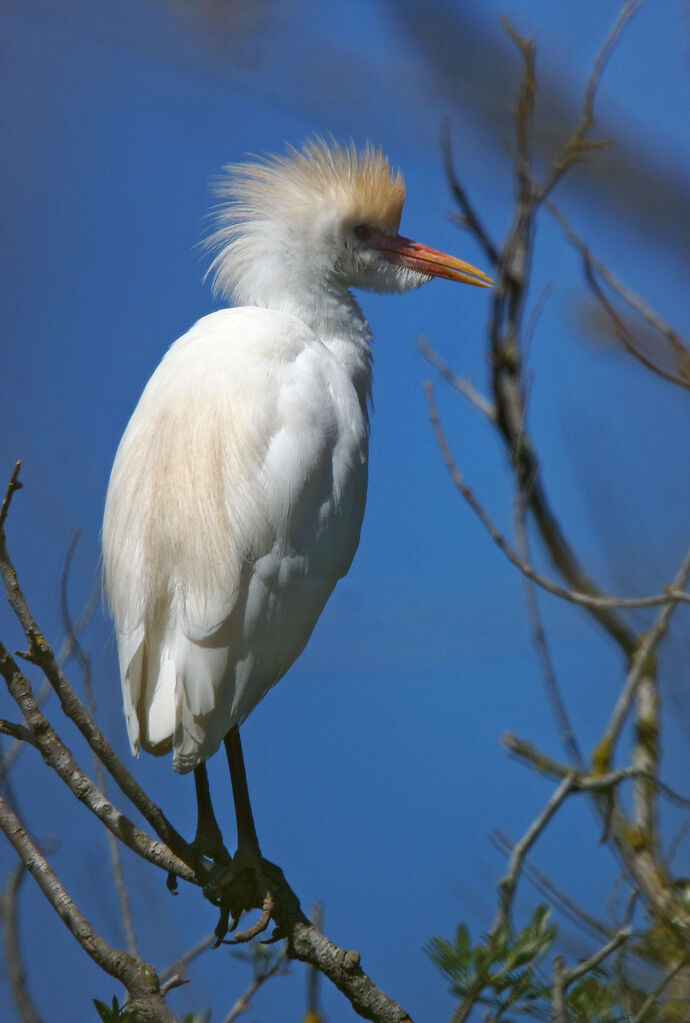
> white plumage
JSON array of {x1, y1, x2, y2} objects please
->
[{"x1": 103, "y1": 138, "x2": 490, "y2": 776}]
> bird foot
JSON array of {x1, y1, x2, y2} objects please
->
[{"x1": 206, "y1": 848, "x2": 279, "y2": 946}]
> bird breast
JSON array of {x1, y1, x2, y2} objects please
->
[{"x1": 103, "y1": 306, "x2": 370, "y2": 771}]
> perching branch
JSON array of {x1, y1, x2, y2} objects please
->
[
  {"x1": 0, "y1": 796, "x2": 176, "y2": 1023},
  {"x1": 1, "y1": 461, "x2": 415, "y2": 1023}
]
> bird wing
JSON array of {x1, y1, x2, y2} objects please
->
[{"x1": 103, "y1": 307, "x2": 368, "y2": 770}]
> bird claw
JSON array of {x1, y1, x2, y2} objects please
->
[
  {"x1": 222, "y1": 890, "x2": 274, "y2": 945},
  {"x1": 261, "y1": 924, "x2": 285, "y2": 945},
  {"x1": 206, "y1": 853, "x2": 276, "y2": 945}
]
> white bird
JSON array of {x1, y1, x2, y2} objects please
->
[{"x1": 102, "y1": 138, "x2": 490, "y2": 876}]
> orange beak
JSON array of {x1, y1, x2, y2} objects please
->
[{"x1": 372, "y1": 231, "x2": 493, "y2": 288}]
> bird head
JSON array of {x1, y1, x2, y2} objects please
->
[{"x1": 205, "y1": 137, "x2": 491, "y2": 310}]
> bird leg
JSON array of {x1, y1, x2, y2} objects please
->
[
  {"x1": 192, "y1": 762, "x2": 232, "y2": 867},
  {"x1": 208, "y1": 726, "x2": 275, "y2": 944},
  {"x1": 224, "y1": 725, "x2": 261, "y2": 858}
]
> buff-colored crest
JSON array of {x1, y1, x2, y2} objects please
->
[
  {"x1": 207, "y1": 137, "x2": 405, "y2": 243},
  {"x1": 215, "y1": 137, "x2": 404, "y2": 229}
]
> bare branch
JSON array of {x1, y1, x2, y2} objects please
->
[
  {"x1": 503, "y1": 732, "x2": 690, "y2": 808},
  {"x1": 491, "y1": 830, "x2": 615, "y2": 944},
  {"x1": 305, "y1": 902, "x2": 325, "y2": 1023},
  {"x1": 419, "y1": 339, "x2": 496, "y2": 422},
  {"x1": 631, "y1": 957, "x2": 690, "y2": 1023},
  {"x1": 159, "y1": 932, "x2": 216, "y2": 986},
  {"x1": 598, "y1": 544, "x2": 690, "y2": 765},
  {"x1": 493, "y1": 772, "x2": 576, "y2": 934},
  {"x1": 0, "y1": 796, "x2": 177, "y2": 1023},
  {"x1": 551, "y1": 956, "x2": 568, "y2": 1023},
  {"x1": 1, "y1": 863, "x2": 42, "y2": 1023},
  {"x1": 542, "y1": 0, "x2": 645, "y2": 199},
  {"x1": 0, "y1": 720, "x2": 39, "y2": 750},
  {"x1": 267, "y1": 868, "x2": 414, "y2": 1023},
  {"x1": 513, "y1": 484, "x2": 584, "y2": 770},
  {"x1": 222, "y1": 946, "x2": 287, "y2": 1023},
  {"x1": 0, "y1": 640, "x2": 196, "y2": 883},
  {"x1": 60, "y1": 529, "x2": 139, "y2": 958},
  {"x1": 0, "y1": 464, "x2": 198, "y2": 872},
  {"x1": 287, "y1": 921, "x2": 413, "y2": 1023},
  {"x1": 562, "y1": 927, "x2": 631, "y2": 989},
  {"x1": 0, "y1": 461, "x2": 22, "y2": 532},
  {"x1": 547, "y1": 199, "x2": 689, "y2": 388},
  {"x1": 441, "y1": 120, "x2": 499, "y2": 267},
  {"x1": 424, "y1": 383, "x2": 690, "y2": 611}
]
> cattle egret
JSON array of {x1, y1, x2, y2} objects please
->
[{"x1": 102, "y1": 138, "x2": 491, "y2": 903}]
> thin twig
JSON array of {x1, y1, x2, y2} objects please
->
[
  {"x1": 631, "y1": 957, "x2": 690, "y2": 1023},
  {"x1": 222, "y1": 948, "x2": 288, "y2": 1023},
  {"x1": 599, "y1": 545, "x2": 690, "y2": 764},
  {"x1": 159, "y1": 932, "x2": 216, "y2": 985},
  {"x1": 441, "y1": 120, "x2": 500, "y2": 267},
  {"x1": 0, "y1": 461, "x2": 22, "y2": 532},
  {"x1": 424, "y1": 383, "x2": 690, "y2": 611},
  {"x1": 552, "y1": 956, "x2": 568, "y2": 1023},
  {"x1": 490, "y1": 830, "x2": 615, "y2": 944},
  {"x1": 583, "y1": 256, "x2": 690, "y2": 388},
  {"x1": 60, "y1": 529, "x2": 139, "y2": 958},
  {"x1": 1, "y1": 587, "x2": 100, "y2": 783},
  {"x1": 493, "y1": 772, "x2": 576, "y2": 934},
  {"x1": 560, "y1": 927, "x2": 631, "y2": 988},
  {"x1": 0, "y1": 720, "x2": 40, "y2": 750},
  {"x1": 513, "y1": 484, "x2": 585, "y2": 770},
  {"x1": 541, "y1": 0, "x2": 645, "y2": 201},
  {"x1": 502, "y1": 733, "x2": 690, "y2": 806},
  {"x1": 547, "y1": 199, "x2": 688, "y2": 373},
  {"x1": 0, "y1": 863, "x2": 42, "y2": 1023},
  {"x1": 419, "y1": 339, "x2": 496, "y2": 422}
]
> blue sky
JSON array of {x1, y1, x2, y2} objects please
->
[{"x1": 2, "y1": 2, "x2": 689, "y2": 1020}]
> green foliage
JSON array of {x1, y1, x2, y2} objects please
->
[
  {"x1": 93, "y1": 997, "x2": 208, "y2": 1023},
  {"x1": 427, "y1": 909, "x2": 677, "y2": 1022},
  {"x1": 93, "y1": 996, "x2": 139, "y2": 1022},
  {"x1": 566, "y1": 970, "x2": 625, "y2": 1023},
  {"x1": 426, "y1": 904, "x2": 556, "y2": 1019}
]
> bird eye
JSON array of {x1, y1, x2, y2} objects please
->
[{"x1": 354, "y1": 224, "x2": 373, "y2": 241}]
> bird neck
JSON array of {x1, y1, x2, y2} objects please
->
[{"x1": 243, "y1": 274, "x2": 373, "y2": 410}]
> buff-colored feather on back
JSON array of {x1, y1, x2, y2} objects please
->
[{"x1": 204, "y1": 137, "x2": 406, "y2": 302}]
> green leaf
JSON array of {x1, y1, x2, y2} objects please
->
[{"x1": 93, "y1": 1000, "x2": 114, "y2": 1023}]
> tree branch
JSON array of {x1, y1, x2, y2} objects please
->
[
  {"x1": 0, "y1": 641, "x2": 195, "y2": 882},
  {"x1": 60, "y1": 529, "x2": 139, "y2": 958},
  {"x1": 0, "y1": 796, "x2": 177, "y2": 1023},
  {"x1": 1, "y1": 863, "x2": 42, "y2": 1023},
  {"x1": 0, "y1": 463, "x2": 199, "y2": 874},
  {"x1": 424, "y1": 384, "x2": 690, "y2": 611}
]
